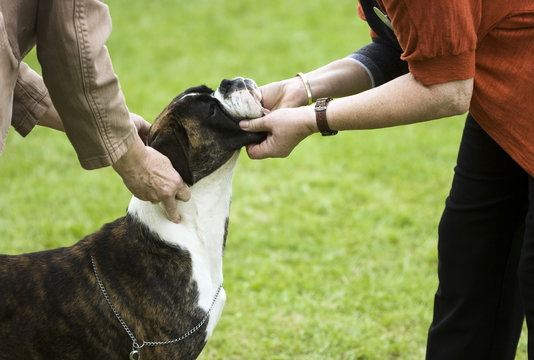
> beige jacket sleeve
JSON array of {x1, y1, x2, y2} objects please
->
[
  {"x1": 35, "y1": 0, "x2": 137, "y2": 170},
  {"x1": 11, "y1": 62, "x2": 51, "y2": 137}
]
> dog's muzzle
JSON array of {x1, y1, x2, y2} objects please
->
[{"x1": 213, "y1": 77, "x2": 264, "y2": 119}]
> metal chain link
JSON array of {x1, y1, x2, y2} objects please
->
[{"x1": 90, "y1": 256, "x2": 223, "y2": 354}]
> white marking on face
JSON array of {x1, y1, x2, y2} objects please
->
[
  {"x1": 179, "y1": 93, "x2": 201, "y2": 100},
  {"x1": 213, "y1": 77, "x2": 264, "y2": 119}
]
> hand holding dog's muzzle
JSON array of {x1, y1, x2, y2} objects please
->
[{"x1": 239, "y1": 105, "x2": 316, "y2": 159}]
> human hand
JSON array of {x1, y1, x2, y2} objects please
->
[
  {"x1": 130, "y1": 112, "x2": 151, "y2": 144},
  {"x1": 112, "y1": 137, "x2": 191, "y2": 223},
  {"x1": 260, "y1": 77, "x2": 310, "y2": 111},
  {"x1": 239, "y1": 106, "x2": 317, "y2": 159},
  {"x1": 38, "y1": 105, "x2": 64, "y2": 131}
]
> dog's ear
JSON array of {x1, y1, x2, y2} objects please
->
[{"x1": 147, "y1": 124, "x2": 194, "y2": 185}]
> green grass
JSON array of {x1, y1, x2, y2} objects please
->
[{"x1": 0, "y1": 0, "x2": 528, "y2": 358}]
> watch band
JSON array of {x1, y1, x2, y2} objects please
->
[{"x1": 314, "y1": 97, "x2": 338, "y2": 136}]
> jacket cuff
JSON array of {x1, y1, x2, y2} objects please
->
[
  {"x1": 77, "y1": 125, "x2": 138, "y2": 170},
  {"x1": 12, "y1": 64, "x2": 52, "y2": 137}
]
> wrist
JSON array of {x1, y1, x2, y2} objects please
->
[
  {"x1": 282, "y1": 77, "x2": 312, "y2": 108},
  {"x1": 314, "y1": 97, "x2": 337, "y2": 136},
  {"x1": 296, "y1": 73, "x2": 313, "y2": 105},
  {"x1": 112, "y1": 137, "x2": 147, "y2": 176},
  {"x1": 299, "y1": 105, "x2": 320, "y2": 135}
]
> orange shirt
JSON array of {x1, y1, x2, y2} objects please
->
[{"x1": 358, "y1": 0, "x2": 534, "y2": 177}]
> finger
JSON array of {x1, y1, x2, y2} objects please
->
[
  {"x1": 240, "y1": 117, "x2": 268, "y2": 133},
  {"x1": 175, "y1": 182, "x2": 191, "y2": 202},
  {"x1": 130, "y1": 113, "x2": 151, "y2": 144},
  {"x1": 161, "y1": 196, "x2": 181, "y2": 224},
  {"x1": 259, "y1": 86, "x2": 274, "y2": 110},
  {"x1": 165, "y1": 167, "x2": 191, "y2": 202},
  {"x1": 139, "y1": 122, "x2": 151, "y2": 144},
  {"x1": 245, "y1": 143, "x2": 270, "y2": 160},
  {"x1": 139, "y1": 126, "x2": 150, "y2": 144},
  {"x1": 137, "y1": 119, "x2": 151, "y2": 133}
]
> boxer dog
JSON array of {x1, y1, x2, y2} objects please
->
[{"x1": 0, "y1": 77, "x2": 266, "y2": 360}]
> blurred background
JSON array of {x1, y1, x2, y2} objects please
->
[{"x1": 0, "y1": 0, "x2": 525, "y2": 358}]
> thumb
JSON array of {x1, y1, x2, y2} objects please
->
[{"x1": 239, "y1": 117, "x2": 269, "y2": 133}]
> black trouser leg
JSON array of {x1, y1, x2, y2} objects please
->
[
  {"x1": 426, "y1": 114, "x2": 528, "y2": 360},
  {"x1": 519, "y1": 177, "x2": 534, "y2": 359}
]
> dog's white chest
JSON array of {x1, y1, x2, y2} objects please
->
[{"x1": 127, "y1": 153, "x2": 239, "y2": 341}]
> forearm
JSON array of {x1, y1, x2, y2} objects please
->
[
  {"x1": 306, "y1": 37, "x2": 409, "y2": 99},
  {"x1": 326, "y1": 73, "x2": 473, "y2": 131},
  {"x1": 241, "y1": 73, "x2": 473, "y2": 159},
  {"x1": 303, "y1": 58, "x2": 373, "y2": 101},
  {"x1": 263, "y1": 58, "x2": 373, "y2": 110}
]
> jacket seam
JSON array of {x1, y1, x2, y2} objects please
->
[{"x1": 73, "y1": 0, "x2": 115, "y2": 158}]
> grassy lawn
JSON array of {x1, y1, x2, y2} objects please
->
[{"x1": 0, "y1": 0, "x2": 528, "y2": 358}]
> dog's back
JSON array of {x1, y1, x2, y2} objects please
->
[{"x1": 0, "y1": 216, "x2": 212, "y2": 359}]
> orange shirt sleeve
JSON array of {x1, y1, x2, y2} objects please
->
[
  {"x1": 357, "y1": 1, "x2": 366, "y2": 21},
  {"x1": 383, "y1": 0, "x2": 479, "y2": 85}
]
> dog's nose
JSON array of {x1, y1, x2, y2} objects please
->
[
  {"x1": 217, "y1": 77, "x2": 247, "y2": 97},
  {"x1": 218, "y1": 79, "x2": 232, "y2": 95}
]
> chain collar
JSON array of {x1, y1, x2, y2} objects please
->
[{"x1": 90, "y1": 256, "x2": 223, "y2": 359}]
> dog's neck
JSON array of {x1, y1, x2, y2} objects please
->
[{"x1": 126, "y1": 152, "x2": 238, "y2": 315}]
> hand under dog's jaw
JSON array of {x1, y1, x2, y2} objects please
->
[
  {"x1": 213, "y1": 77, "x2": 265, "y2": 120},
  {"x1": 147, "y1": 80, "x2": 268, "y2": 187}
]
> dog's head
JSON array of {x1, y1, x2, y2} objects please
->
[{"x1": 147, "y1": 77, "x2": 267, "y2": 185}]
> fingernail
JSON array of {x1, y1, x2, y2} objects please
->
[{"x1": 240, "y1": 120, "x2": 249, "y2": 129}]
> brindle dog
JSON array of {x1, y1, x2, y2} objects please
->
[{"x1": 0, "y1": 78, "x2": 266, "y2": 360}]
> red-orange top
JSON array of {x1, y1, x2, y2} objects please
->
[{"x1": 359, "y1": 0, "x2": 534, "y2": 177}]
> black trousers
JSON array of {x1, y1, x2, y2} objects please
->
[{"x1": 426, "y1": 114, "x2": 534, "y2": 359}]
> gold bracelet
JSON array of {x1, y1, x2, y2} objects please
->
[{"x1": 296, "y1": 72, "x2": 313, "y2": 106}]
